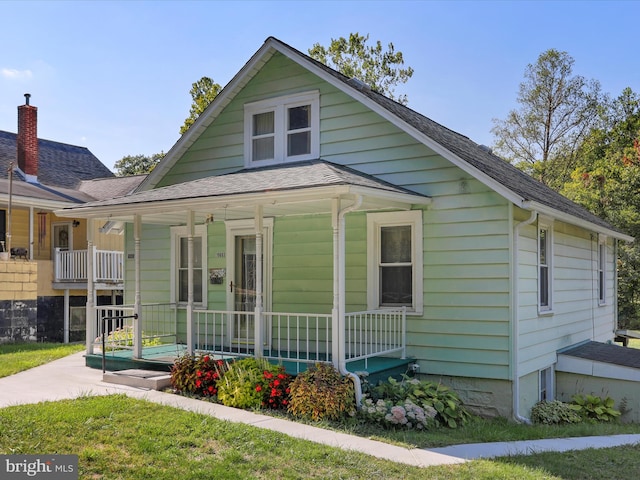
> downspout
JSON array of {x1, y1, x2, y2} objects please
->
[
  {"x1": 512, "y1": 208, "x2": 537, "y2": 423},
  {"x1": 336, "y1": 195, "x2": 363, "y2": 405}
]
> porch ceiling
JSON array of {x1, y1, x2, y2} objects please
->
[{"x1": 54, "y1": 160, "x2": 431, "y2": 225}]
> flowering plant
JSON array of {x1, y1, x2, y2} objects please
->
[
  {"x1": 170, "y1": 353, "x2": 229, "y2": 398},
  {"x1": 361, "y1": 397, "x2": 436, "y2": 429},
  {"x1": 261, "y1": 367, "x2": 292, "y2": 410}
]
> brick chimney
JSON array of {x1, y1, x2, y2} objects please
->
[{"x1": 17, "y1": 93, "x2": 39, "y2": 183}]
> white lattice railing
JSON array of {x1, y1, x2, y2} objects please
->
[{"x1": 55, "y1": 247, "x2": 124, "y2": 283}]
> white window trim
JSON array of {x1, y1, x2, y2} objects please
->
[
  {"x1": 367, "y1": 210, "x2": 423, "y2": 314},
  {"x1": 538, "y1": 217, "x2": 554, "y2": 315},
  {"x1": 244, "y1": 91, "x2": 320, "y2": 167},
  {"x1": 539, "y1": 366, "x2": 555, "y2": 402},
  {"x1": 170, "y1": 224, "x2": 208, "y2": 308},
  {"x1": 598, "y1": 234, "x2": 607, "y2": 306}
]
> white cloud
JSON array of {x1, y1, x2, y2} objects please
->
[{"x1": 1, "y1": 68, "x2": 33, "y2": 80}]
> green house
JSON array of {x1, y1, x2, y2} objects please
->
[{"x1": 57, "y1": 37, "x2": 633, "y2": 420}]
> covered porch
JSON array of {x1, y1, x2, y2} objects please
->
[{"x1": 55, "y1": 161, "x2": 430, "y2": 389}]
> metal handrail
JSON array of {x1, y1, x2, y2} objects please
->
[{"x1": 101, "y1": 313, "x2": 138, "y2": 373}]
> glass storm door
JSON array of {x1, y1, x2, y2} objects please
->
[{"x1": 234, "y1": 235, "x2": 258, "y2": 341}]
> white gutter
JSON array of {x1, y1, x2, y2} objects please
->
[
  {"x1": 512, "y1": 208, "x2": 538, "y2": 423},
  {"x1": 335, "y1": 195, "x2": 364, "y2": 405}
]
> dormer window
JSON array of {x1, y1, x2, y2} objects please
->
[{"x1": 244, "y1": 91, "x2": 319, "y2": 167}]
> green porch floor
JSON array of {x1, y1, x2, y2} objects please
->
[{"x1": 85, "y1": 343, "x2": 414, "y2": 384}]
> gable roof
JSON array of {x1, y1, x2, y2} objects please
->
[
  {"x1": 139, "y1": 36, "x2": 631, "y2": 241},
  {"x1": 0, "y1": 130, "x2": 114, "y2": 189}
]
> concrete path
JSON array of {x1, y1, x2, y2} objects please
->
[{"x1": 1, "y1": 352, "x2": 640, "y2": 468}]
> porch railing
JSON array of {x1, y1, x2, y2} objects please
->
[
  {"x1": 92, "y1": 303, "x2": 177, "y2": 352},
  {"x1": 55, "y1": 247, "x2": 124, "y2": 283},
  {"x1": 344, "y1": 307, "x2": 406, "y2": 364},
  {"x1": 193, "y1": 308, "x2": 405, "y2": 371}
]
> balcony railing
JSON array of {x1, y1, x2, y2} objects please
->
[{"x1": 55, "y1": 247, "x2": 124, "y2": 283}]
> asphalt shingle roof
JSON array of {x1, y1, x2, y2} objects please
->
[
  {"x1": 0, "y1": 130, "x2": 114, "y2": 189},
  {"x1": 560, "y1": 341, "x2": 640, "y2": 369},
  {"x1": 276, "y1": 38, "x2": 623, "y2": 234},
  {"x1": 74, "y1": 160, "x2": 427, "y2": 208}
]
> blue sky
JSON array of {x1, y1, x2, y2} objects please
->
[{"x1": 1, "y1": 0, "x2": 637, "y2": 172}]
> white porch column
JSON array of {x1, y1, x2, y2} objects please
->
[
  {"x1": 63, "y1": 289, "x2": 69, "y2": 344},
  {"x1": 331, "y1": 199, "x2": 340, "y2": 367},
  {"x1": 186, "y1": 210, "x2": 195, "y2": 355},
  {"x1": 29, "y1": 207, "x2": 34, "y2": 260},
  {"x1": 133, "y1": 214, "x2": 142, "y2": 359},
  {"x1": 85, "y1": 218, "x2": 95, "y2": 354},
  {"x1": 254, "y1": 205, "x2": 264, "y2": 357}
]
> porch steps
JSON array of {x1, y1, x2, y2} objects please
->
[{"x1": 102, "y1": 369, "x2": 172, "y2": 390}]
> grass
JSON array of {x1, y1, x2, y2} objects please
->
[
  {"x1": 0, "y1": 394, "x2": 638, "y2": 479},
  {"x1": 1, "y1": 343, "x2": 639, "y2": 478},
  {"x1": 0, "y1": 342, "x2": 85, "y2": 378}
]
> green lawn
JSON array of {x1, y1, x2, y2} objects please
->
[
  {"x1": 0, "y1": 342, "x2": 85, "y2": 378},
  {"x1": 1, "y1": 342, "x2": 639, "y2": 479}
]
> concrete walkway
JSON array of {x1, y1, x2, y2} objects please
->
[{"x1": 1, "y1": 352, "x2": 640, "y2": 468}]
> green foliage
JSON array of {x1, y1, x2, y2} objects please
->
[
  {"x1": 180, "y1": 76, "x2": 222, "y2": 134},
  {"x1": 288, "y1": 363, "x2": 356, "y2": 421},
  {"x1": 570, "y1": 394, "x2": 621, "y2": 423},
  {"x1": 309, "y1": 33, "x2": 414, "y2": 105},
  {"x1": 364, "y1": 375, "x2": 471, "y2": 429},
  {"x1": 561, "y1": 87, "x2": 640, "y2": 329},
  {"x1": 97, "y1": 326, "x2": 161, "y2": 351},
  {"x1": 216, "y1": 357, "x2": 291, "y2": 410},
  {"x1": 113, "y1": 152, "x2": 165, "y2": 176},
  {"x1": 491, "y1": 48, "x2": 603, "y2": 188},
  {"x1": 530, "y1": 400, "x2": 582, "y2": 425}
]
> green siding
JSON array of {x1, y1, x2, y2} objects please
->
[{"x1": 137, "y1": 51, "x2": 515, "y2": 381}]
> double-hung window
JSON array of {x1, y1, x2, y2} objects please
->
[
  {"x1": 171, "y1": 225, "x2": 207, "y2": 306},
  {"x1": 244, "y1": 91, "x2": 319, "y2": 167},
  {"x1": 367, "y1": 211, "x2": 423, "y2": 313},
  {"x1": 598, "y1": 236, "x2": 607, "y2": 305},
  {"x1": 538, "y1": 219, "x2": 553, "y2": 313},
  {"x1": 539, "y1": 367, "x2": 554, "y2": 401}
]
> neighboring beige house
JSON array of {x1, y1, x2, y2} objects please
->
[
  {"x1": 0, "y1": 95, "x2": 145, "y2": 343},
  {"x1": 58, "y1": 37, "x2": 638, "y2": 421}
]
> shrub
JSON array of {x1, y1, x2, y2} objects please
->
[
  {"x1": 216, "y1": 358, "x2": 271, "y2": 409},
  {"x1": 530, "y1": 400, "x2": 582, "y2": 425},
  {"x1": 170, "y1": 354, "x2": 228, "y2": 398},
  {"x1": 570, "y1": 394, "x2": 621, "y2": 423},
  {"x1": 288, "y1": 363, "x2": 356, "y2": 421},
  {"x1": 364, "y1": 375, "x2": 470, "y2": 429},
  {"x1": 361, "y1": 397, "x2": 437, "y2": 430}
]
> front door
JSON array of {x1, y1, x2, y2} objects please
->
[
  {"x1": 234, "y1": 235, "x2": 257, "y2": 340},
  {"x1": 226, "y1": 219, "x2": 273, "y2": 346}
]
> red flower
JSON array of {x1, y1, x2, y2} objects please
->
[
  {"x1": 255, "y1": 385, "x2": 262, "y2": 392},
  {"x1": 273, "y1": 379, "x2": 280, "y2": 387},
  {"x1": 203, "y1": 355, "x2": 210, "y2": 363},
  {"x1": 195, "y1": 379, "x2": 202, "y2": 388},
  {"x1": 277, "y1": 373, "x2": 285, "y2": 380},
  {"x1": 263, "y1": 371, "x2": 273, "y2": 379},
  {"x1": 213, "y1": 372, "x2": 219, "y2": 380},
  {"x1": 196, "y1": 370, "x2": 202, "y2": 377}
]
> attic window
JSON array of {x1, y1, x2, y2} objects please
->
[{"x1": 244, "y1": 91, "x2": 319, "y2": 167}]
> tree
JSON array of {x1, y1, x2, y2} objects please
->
[
  {"x1": 180, "y1": 76, "x2": 222, "y2": 134},
  {"x1": 114, "y1": 152, "x2": 165, "y2": 176},
  {"x1": 308, "y1": 33, "x2": 414, "y2": 104},
  {"x1": 562, "y1": 88, "x2": 640, "y2": 329},
  {"x1": 491, "y1": 49, "x2": 604, "y2": 189}
]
